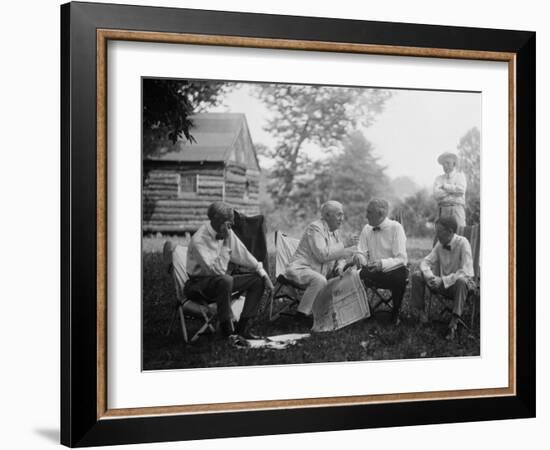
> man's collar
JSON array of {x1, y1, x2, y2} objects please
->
[
  {"x1": 321, "y1": 219, "x2": 335, "y2": 234},
  {"x1": 442, "y1": 234, "x2": 458, "y2": 250},
  {"x1": 205, "y1": 222, "x2": 218, "y2": 239},
  {"x1": 372, "y1": 217, "x2": 389, "y2": 231},
  {"x1": 445, "y1": 169, "x2": 456, "y2": 177}
]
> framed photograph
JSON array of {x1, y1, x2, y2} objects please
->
[{"x1": 61, "y1": 1, "x2": 535, "y2": 447}]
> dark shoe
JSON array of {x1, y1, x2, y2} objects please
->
[
  {"x1": 445, "y1": 326, "x2": 457, "y2": 341},
  {"x1": 235, "y1": 317, "x2": 260, "y2": 340},
  {"x1": 294, "y1": 311, "x2": 313, "y2": 327},
  {"x1": 391, "y1": 311, "x2": 401, "y2": 326},
  {"x1": 220, "y1": 320, "x2": 235, "y2": 338}
]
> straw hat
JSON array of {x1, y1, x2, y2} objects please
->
[{"x1": 437, "y1": 152, "x2": 458, "y2": 165}]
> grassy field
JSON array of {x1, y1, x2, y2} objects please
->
[{"x1": 142, "y1": 235, "x2": 479, "y2": 371}]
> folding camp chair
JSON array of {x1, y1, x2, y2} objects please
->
[
  {"x1": 364, "y1": 267, "x2": 410, "y2": 315},
  {"x1": 165, "y1": 212, "x2": 268, "y2": 343},
  {"x1": 268, "y1": 231, "x2": 307, "y2": 321},
  {"x1": 164, "y1": 242, "x2": 243, "y2": 343},
  {"x1": 426, "y1": 224, "x2": 481, "y2": 331}
]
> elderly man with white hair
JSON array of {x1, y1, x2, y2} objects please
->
[
  {"x1": 434, "y1": 151, "x2": 467, "y2": 227},
  {"x1": 284, "y1": 201, "x2": 358, "y2": 319}
]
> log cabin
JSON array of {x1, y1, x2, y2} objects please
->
[{"x1": 143, "y1": 113, "x2": 261, "y2": 234}]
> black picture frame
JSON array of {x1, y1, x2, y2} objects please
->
[{"x1": 61, "y1": 1, "x2": 535, "y2": 447}]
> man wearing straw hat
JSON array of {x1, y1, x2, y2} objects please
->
[{"x1": 433, "y1": 151, "x2": 467, "y2": 227}]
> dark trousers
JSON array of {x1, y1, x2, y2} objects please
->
[
  {"x1": 184, "y1": 273, "x2": 265, "y2": 322},
  {"x1": 411, "y1": 271, "x2": 471, "y2": 317},
  {"x1": 359, "y1": 265, "x2": 408, "y2": 317}
]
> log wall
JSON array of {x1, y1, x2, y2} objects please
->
[{"x1": 143, "y1": 163, "x2": 261, "y2": 233}]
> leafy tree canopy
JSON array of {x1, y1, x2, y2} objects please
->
[
  {"x1": 270, "y1": 131, "x2": 392, "y2": 229},
  {"x1": 255, "y1": 84, "x2": 391, "y2": 201},
  {"x1": 457, "y1": 126, "x2": 481, "y2": 224},
  {"x1": 142, "y1": 79, "x2": 232, "y2": 156}
]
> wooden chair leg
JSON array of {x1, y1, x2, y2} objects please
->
[
  {"x1": 269, "y1": 283, "x2": 284, "y2": 321},
  {"x1": 190, "y1": 309, "x2": 216, "y2": 343},
  {"x1": 426, "y1": 288, "x2": 432, "y2": 319},
  {"x1": 370, "y1": 288, "x2": 392, "y2": 313},
  {"x1": 470, "y1": 294, "x2": 477, "y2": 329},
  {"x1": 166, "y1": 305, "x2": 178, "y2": 337},
  {"x1": 177, "y1": 305, "x2": 188, "y2": 343},
  {"x1": 269, "y1": 285, "x2": 298, "y2": 322}
]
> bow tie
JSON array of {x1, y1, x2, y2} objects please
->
[
  {"x1": 215, "y1": 234, "x2": 225, "y2": 241},
  {"x1": 443, "y1": 244, "x2": 452, "y2": 251},
  {"x1": 372, "y1": 226, "x2": 381, "y2": 232}
]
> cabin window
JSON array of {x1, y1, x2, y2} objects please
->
[{"x1": 178, "y1": 174, "x2": 198, "y2": 195}]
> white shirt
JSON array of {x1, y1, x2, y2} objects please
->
[
  {"x1": 433, "y1": 169, "x2": 467, "y2": 206},
  {"x1": 285, "y1": 219, "x2": 345, "y2": 278},
  {"x1": 357, "y1": 218, "x2": 407, "y2": 272},
  {"x1": 420, "y1": 234, "x2": 474, "y2": 288},
  {"x1": 186, "y1": 222, "x2": 267, "y2": 278}
]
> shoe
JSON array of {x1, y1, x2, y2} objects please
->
[
  {"x1": 445, "y1": 326, "x2": 457, "y2": 341},
  {"x1": 294, "y1": 312, "x2": 313, "y2": 327},
  {"x1": 235, "y1": 317, "x2": 260, "y2": 340},
  {"x1": 391, "y1": 311, "x2": 401, "y2": 326},
  {"x1": 220, "y1": 320, "x2": 235, "y2": 338},
  {"x1": 419, "y1": 311, "x2": 429, "y2": 325}
]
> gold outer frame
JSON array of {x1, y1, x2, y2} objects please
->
[{"x1": 96, "y1": 29, "x2": 517, "y2": 420}]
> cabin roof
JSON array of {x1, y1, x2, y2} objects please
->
[{"x1": 144, "y1": 113, "x2": 260, "y2": 171}]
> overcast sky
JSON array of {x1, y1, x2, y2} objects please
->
[{"x1": 210, "y1": 84, "x2": 481, "y2": 188}]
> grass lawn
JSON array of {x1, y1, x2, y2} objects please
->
[{"x1": 142, "y1": 235, "x2": 479, "y2": 371}]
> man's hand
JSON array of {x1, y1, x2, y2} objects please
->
[
  {"x1": 343, "y1": 245, "x2": 359, "y2": 258},
  {"x1": 346, "y1": 234, "x2": 360, "y2": 247},
  {"x1": 352, "y1": 253, "x2": 365, "y2": 267},
  {"x1": 427, "y1": 276, "x2": 443, "y2": 290},
  {"x1": 262, "y1": 274, "x2": 274, "y2": 293},
  {"x1": 367, "y1": 260, "x2": 383, "y2": 272}
]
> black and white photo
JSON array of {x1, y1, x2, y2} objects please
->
[{"x1": 142, "y1": 78, "x2": 481, "y2": 370}]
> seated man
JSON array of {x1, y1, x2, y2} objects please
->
[
  {"x1": 411, "y1": 215, "x2": 475, "y2": 340},
  {"x1": 284, "y1": 201, "x2": 357, "y2": 319},
  {"x1": 185, "y1": 201, "x2": 274, "y2": 339},
  {"x1": 353, "y1": 198, "x2": 408, "y2": 324}
]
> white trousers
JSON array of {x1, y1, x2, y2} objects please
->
[{"x1": 285, "y1": 267, "x2": 328, "y2": 315}]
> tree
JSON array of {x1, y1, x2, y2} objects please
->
[
  {"x1": 272, "y1": 131, "x2": 392, "y2": 230},
  {"x1": 391, "y1": 176, "x2": 420, "y2": 200},
  {"x1": 457, "y1": 127, "x2": 480, "y2": 224},
  {"x1": 392, "y1": 189, "x2": 438, "y2": 237},
  {"x1": 255, "y1": 84, "x2": 391, "y2": 202},
  {"x1": 142, "y1": 79, "x2": 231, "y2": 156}
]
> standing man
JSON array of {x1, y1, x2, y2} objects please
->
[
  {"x1": 185, "y1": 201, "x2": 274, "y2": 339},
  {"x1": 411, "y1": 216, "x2": 475, "y2": 340},
  {"x1": 284, "y1": 201, "x2": 357, "y2": 319},
  {"x1": 434, "y1": 152, "x2": 467, "y2": 227},
  {"x1": 353, "y1": 198, "x2": 408, "y2": 325}
]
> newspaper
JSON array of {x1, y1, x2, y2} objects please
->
[
  {"x1": 312, "y1": 268, "x2": 370, "y2": 332},
  {"x1": 230, "y1": 333, "x2": 310, "y2": 349}
]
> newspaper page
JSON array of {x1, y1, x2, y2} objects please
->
[{"x1": 312, "y1": 268, "x2": 370, "y2": 332}]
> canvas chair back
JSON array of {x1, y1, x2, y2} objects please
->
[
  {"x1": 233, "y1": 211, "x2": 269, "y2": 273},
  {"x1": 170, "y1": 244, "x2": 190, "y2": 301},
  {"x1": 458, "y1": 224, "x2": 480, "y2": 279},
  {"x1": 275, "y1": 231, "x2": 300, "y2": 278}
]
